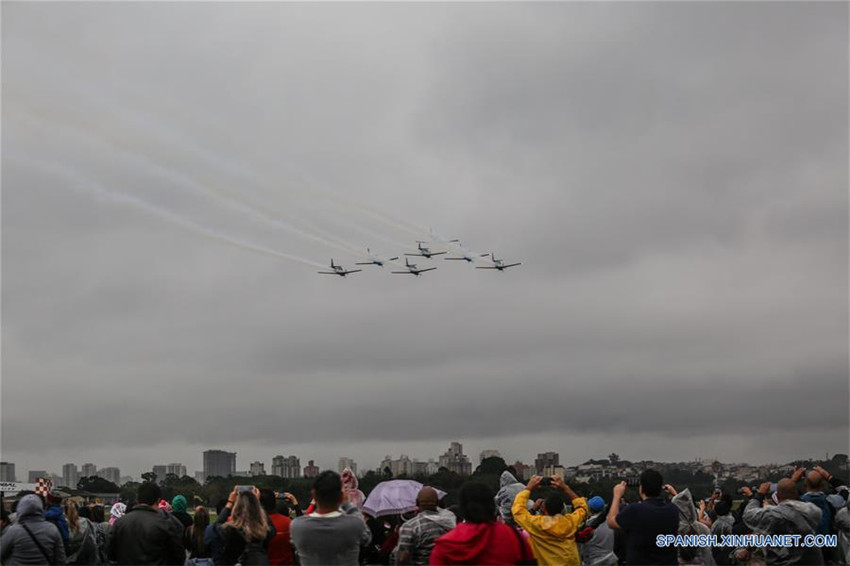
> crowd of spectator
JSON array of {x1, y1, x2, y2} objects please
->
[{"x1": 1, "y1": 463, "x2": 848, "y2": 565}]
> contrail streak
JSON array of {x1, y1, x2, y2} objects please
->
[
  {"x1": 6, "y1": 154, "x2": 327, "y2": 268},
  {"x1": 9, "y1": 60, "x2": 428, "y2": 243},
  {"x1": 13, "y1": 112, "x2": 365, "y2": 258}
]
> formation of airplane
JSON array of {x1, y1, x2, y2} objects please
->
[
  {"x1": 317, "y1": 259, "x2": 362, "y2": 277},
  {"x1": 392, "y1": 258, "x2": 437, "y2": 276},
  {"x1": 318, "y1": 237, "x2": 521, "y2": 278}
]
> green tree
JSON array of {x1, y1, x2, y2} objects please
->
[{"x1": 77, "y1": 476, "x2": 120, "y2": 493}]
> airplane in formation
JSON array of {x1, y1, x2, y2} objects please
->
[
  {"x1": 317, "y1": 259, "x2": 362, "y2": 277},
  {"x1": 443, "y1": 240, "x2": 482, "y2": 263},
  {"x1": 355, "y1": 248, "x2": 399, "y2": 267},
  {"x1": 405, "y1": 241, "x2": 447, "y2": 259},
  {"x1": 392, "y1": 258, "x2": 437, "y2": 276},
  {"x1": 317, "y1": 236, "x2": 521, "y2": 277},
  {"x1": 476, "y1": 252, "x2": 522, "y2": 271}
]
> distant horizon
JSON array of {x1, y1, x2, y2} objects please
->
[{"x1": 5, "y1": 442, "x2": 847, "y2": 484}]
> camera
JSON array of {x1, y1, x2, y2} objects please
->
[
  {"x1": 539, "y1": 477, "x2": 552, "y2": 488},
  {"x1": 236, "y1": 485, "x2": 255, "y2": 493},
  {"x1": 626, "y1": 477, "x2": 640, "y2": 487}
]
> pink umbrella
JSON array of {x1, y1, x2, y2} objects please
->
[{"x1": 362, "y1": 480, "x2": 447, "y2": 518}]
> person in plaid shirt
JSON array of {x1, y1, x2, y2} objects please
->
[{"x1": 396, "y1": 487, "x2": 456, "y2": 566}]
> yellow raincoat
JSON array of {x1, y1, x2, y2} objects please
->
[{"x1": 511, "y1": 489, "x2": 589, "y2": 566}]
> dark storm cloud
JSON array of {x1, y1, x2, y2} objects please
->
[{"x1": 2, "y1": 2, "x2": 847, "y2": 475}]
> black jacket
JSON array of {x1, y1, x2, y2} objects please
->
[{"x1": 107, "y1": 504, "x2": 185, "y2": 565}]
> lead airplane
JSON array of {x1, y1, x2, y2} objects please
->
[
  {"x1": 318, "y1": 259, "x2": 362, "y2": 277},
  {"x1": 476, "y1": 252, "x2": 522, "y2": 271},
  {"x1": 355, "y1": 248, "x2": 399, "y2": 267},
  {"x1": 392, "y1": 258, "x2": 437, "y2": 276},
  {"x1": 443, "y1": 240, "x2": 482, "y2": 263},
  {"x1": 405, "y1": 241, "x2": 447, "y2": 259}
]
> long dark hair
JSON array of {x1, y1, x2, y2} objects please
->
[{"x1": 190, "y1": 506, "x2": 210, "y2": 556}]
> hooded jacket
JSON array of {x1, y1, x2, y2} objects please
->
[
  {"x1": 494, "y1": 471, "x2": 525, "y2": 525},
  {"x1": 428, "y1": 521, "x2": 532, "y2": 565},
  {"x1": 671, "y1": 489, "x2": 716, "y2": 565},
  {"x1": 107, "y1": 503, "x2": 186, "y2": 565},
  {"x1": 511, "y1": 488, "x2": 588, "y2": 566},
  {"x1": 743, "y1": 497, "x2": 823, "y2": 565},
  {"x1": 0, "y1": 494, "x2": 67, "y2": 565},
  {"x1": 836, "y1": 505, "x2": 850, "y2": 564},
  {"x1": 341, "y1": 468, "x2": 365, "y2": 509}
]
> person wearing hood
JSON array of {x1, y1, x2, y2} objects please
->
[
  {"x1": 494, "y1": 471, "x2": 525, "y2": 526},
  {"x1": 511, "y1": 475, "x2": 589, "y2": 566},
  {"x1": 710, "y1": 501, "x2": 735, "y2": 565},
  {"x1": 0, "y1": 493, "x2": 67, "y2": 565},
  {"x1": 429, "y1": 482, "x2": 532, "y2": 565},
  {"x1": 835, "y1": 502, "x2": 850, "y2": 564},
  {"x1": 108, "y1": 502, "x2": 126, "y2": 526},
  {"x1": 580, "y1": 496, "x2": 618, "y2": 566},
  {"x1": 396, "y1": 487, "x2": 456, "y2": 566},
  {"x1": 742, "y1": 480, "x2": 824, "y2": 565},
  {"x1": 670, "y1": 487, "x2": 716, "y2": 566},
  {"x1": 341, "y1": 468, "x2": 365, "y2": 510},
  {"x1": 171, "y1": 495, "x2": 194, "y2": 529},
  {"x1": 44, "y1": 492, "x2": 71, "y2": 551}
]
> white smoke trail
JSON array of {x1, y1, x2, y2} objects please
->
[
  {"x1": 10, "y1": 61, "x2": 428, "y2": 243},
  {"x1": 13, "y1": 112, "x2": 366, "y2": 258},
  {"x1": 6, "y1": 154, "x2": 327, "y2": 268}
]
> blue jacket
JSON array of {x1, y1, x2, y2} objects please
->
[{"x1": 44, "y1": 504, "x2": 70, "y2": 543}]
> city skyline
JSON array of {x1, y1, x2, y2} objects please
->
[{"x1": 6, "y1": 442, "x2": 847, "y2": 485}]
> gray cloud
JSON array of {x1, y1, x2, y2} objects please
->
[{"x1": 2, "y1": 2, "x2": 847, "y2": 477}]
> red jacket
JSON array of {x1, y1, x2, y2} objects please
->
[
  {"x1": 266, "y1": 512, "x2": 294, "y2": 565},
  {"x1": 429, "y1": 522, "x2": 532, "y2": 565}
]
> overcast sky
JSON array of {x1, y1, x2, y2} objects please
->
[{"x1": 2, "y1": 2, "x2": 848, "y2": 480}]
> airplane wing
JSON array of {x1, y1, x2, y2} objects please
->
[
  {"x1": 342, "y1": 269, "x2": 363, "y2": 275},
  {"x1": 475, "y1": 266, "x2": 499, "y2": 269},
  {"x1": 386, "y1": 256, "x2": 400, "y2": 261},
  {"x1": 317, "y1": 271, "x2": 340, "y2": 275},
  {"x1": 391, "y1": 271, "x2": 415, "y2": 274},
  {"x1": 417, "y1": 267, "x2": 437, "y2": 273},
  {"x1": 430, "y1": 252, "x2": 447, "y2": 256},
  {"x1": 354, "y1": 262, "x2": 374, "y2": 265},
  {"x1": 501, "y1": 263, "x2": 522, "y2": 269},
  {"x1": 443, "y1": 257, "x2": 466, "y2": 260},
  {"x1": 404, "y1": 252, "x2": 424, "y2": 257}
]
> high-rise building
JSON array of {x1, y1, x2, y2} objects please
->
[
  {"x1": 534, "y1": 452, "x2": 560, "y2": 474},
  {"x1": 165, "y1": 463, "x2": 187, "y2": 478},
  {"x1": 249, "y1": 461, "x2": 266, "y2": 476},
  {"x1": 512, "y1": 461, "x2": 532, "y2": 481},
  {"x1": 338, "y1": 457, "x2": 357, "y2": 476},
  {"x1": 99, "y1": 467, "x2": 121, "y2": 486},
  {"x1": 195, "y1": 471, "x2": 206, "y2": 484},
  {"x1": 152, "y1": 465, "x2": 168, "y2": 482},
  {"x1": 438, "y1": 442, "x2": 472, "y2": 475},
  {"x1": 0, "y1": 462, "x2": 16, "y2": 482},
  {"x1": 28, "y1": 470, "x2": 49, "y2": 482},
  {"x1": 80, "y1": 463, "x2": 97, "y2": 479},
  {"x1": 303, "y1": 460, "x2": 319, "y2": 478},
  {"x1": 479, "y1": 450, "x2": 502, "y2": 463},
  {"x1": 62, "y1": 463, "x2": 79, "y2": 488},
  {"x1": 380, "y1": 455, "x2": 415, "y2": 477},
  {"x1": 272, "y1": 456, "x2": 301, "y2": 478},
  {"x1": 203, "y1": 450, "x2": 236, "y2": 479}
]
